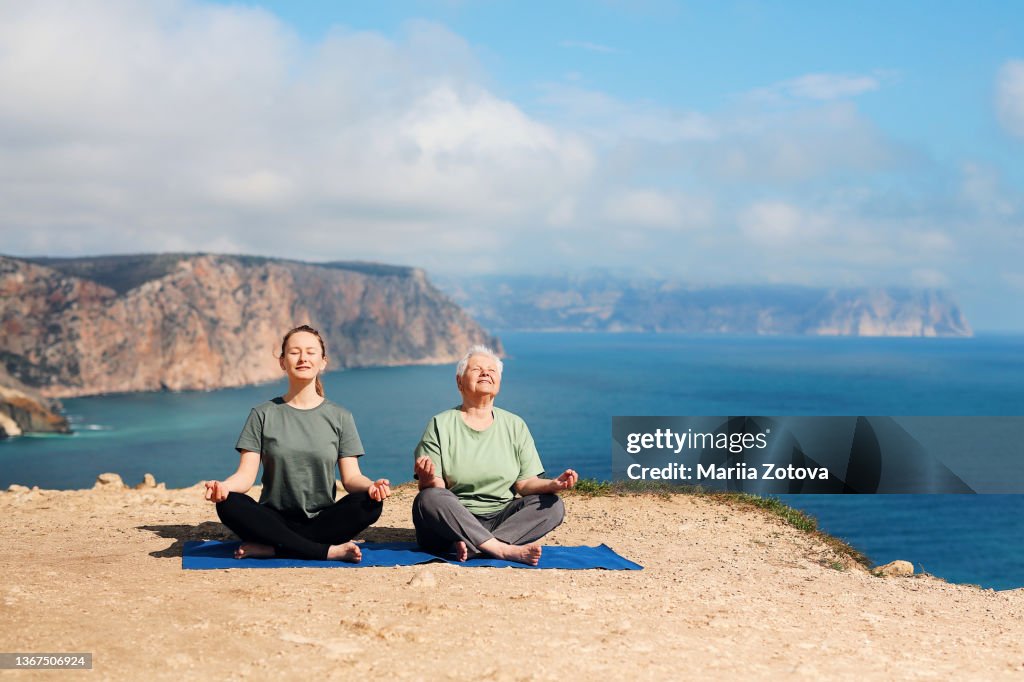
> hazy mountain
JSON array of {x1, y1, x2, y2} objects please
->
[{"x1": 436, "y1": 275, "x2": 972, "y2": 337}]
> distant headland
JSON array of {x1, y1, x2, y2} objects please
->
[
  {"x1": 0, "y1": 253, "x2": 499, "y2": 436},
  {"x1": 437, "y1": 274, "x2": 972, "y2": 337}
]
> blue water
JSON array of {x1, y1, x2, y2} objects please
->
[{"x1": 2, "y1": 332, "x2": 1022, "y2": 589}]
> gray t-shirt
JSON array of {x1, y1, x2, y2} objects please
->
[{"x1": 235, "y1": 397, "x2": 364, "y2": 518}]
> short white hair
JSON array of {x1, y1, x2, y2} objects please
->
[{"x1": 456, "y1": 345, "x2": 503, "y2": 378}]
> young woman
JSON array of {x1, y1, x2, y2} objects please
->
[{"x1": 204, "y1": 325, "x2": 390, "y2": 562}]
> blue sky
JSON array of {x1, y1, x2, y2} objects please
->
[
  {"x1": 0, "y1": 1, "x2": 1022, "y2": 329},
  {"x1": 264, "y1": 1, "x2": 1017, "y2": 155}
]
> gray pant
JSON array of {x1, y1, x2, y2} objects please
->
[{"x1": 412, "y1": 487, "x2": 565, "y2": 557}]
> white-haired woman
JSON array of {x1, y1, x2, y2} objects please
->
[{"x1": 412, "y1": 345, "x2": 577, "y2": 565}]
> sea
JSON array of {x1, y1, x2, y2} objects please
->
[{"x1": 2, "y1": 332, "x2": 1022, "y2": 590}]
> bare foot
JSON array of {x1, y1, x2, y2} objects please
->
[
  {"x1": 503, "y1": 542, "x2": 542, "y2": 566},
  {"x1": 235, "y1": 542, "x2": 275, "y2": 559},
  {"x1": 479, "y1": 538, "x2": 543, "y2": 565},
  {"x1": 326, "y1": 541, "x2": 362, "y2": 563},
  {"x1": 450, "y1": 541, "x2": 469, "y2": 562}
]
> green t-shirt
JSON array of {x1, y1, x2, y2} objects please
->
[
  {"x1": 414, "y1": 406, "x2": 545, "y2": 515},
  {"x1": 235, "y1": 398, "x2": 364, "y2": 518}
]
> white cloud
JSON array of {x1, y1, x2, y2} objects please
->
[
  {"x1": 909, "y1": 231, "x2": 956, "y2": 254},
  {"x1": 730, "y1": 198, "x2": 963, "y2": 286},
  {"x1": 742, "y1": 72, "x2": 890, "y2": 109},
  {"x1": 0, "y1": 2, "x2": 593, "y2": 269},
  {"x1": 602, "y1": 188, "x2": 713, "y2": 229},
  {"x1": 211, "y1": 170, "x2": 296, "y2": 207},
  {"x1": 737, "y1": 201, "x2": 807, "y2": 242},
  {"x1": 604, "y1": 189, "x2": 677, "y2": 226},
  {"x1": 774, "y1": 73, "x2": 881, "y2": 101},
  {"x1": 546, "y1": 197, "x2": 577, "y2": 227},
  {"x1": 703, "y1": 103, "x2": 907, "y2": 183},
  {"x1": 911, "y1": 269, "x2": 951, "y2": 287},
  {"x1": 0, "y1": 1, "x2": 1019, "y2": 329},
  {"x1": 542, "y1": 82, "x2": 909, "y2": 185},
  {"x1": 959, "y1": 162, "x2": 1016, "y2": 216},
  {"x1": 996, "y1": 60, "x2": 1024, "y2": 139},
  {"x1": 539, "y1": 84, "x2": 717, "y2": 143}
]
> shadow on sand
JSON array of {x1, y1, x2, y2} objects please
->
[{"x1": 138, "y1": 523, "x2": 416, "y2": 558}]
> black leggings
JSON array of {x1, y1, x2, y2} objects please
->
[{"x1": 215, "y1": 491, "x2": 383, "y2": 560}]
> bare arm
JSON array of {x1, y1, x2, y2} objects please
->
[
  {"x1": 339, "y1": 456, "x2": 391, "y2": 501},
  {"x1": 513, "y1": 469, "x2": 579, "y2": 496},
  {"x1": 204, "y1": 450, "x2": 260, "y2": 502}
]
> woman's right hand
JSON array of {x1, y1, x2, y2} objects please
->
[
  {"x1": 204, "y1": 480, "x2": 229, "y2": 503},
  {"x1": 414, "y1": 456, "x2": 436, "y2": 480},
  {"x1": 414, "y1": 456, "x2": 444, "y2": 489},
  {"x1": 411, "y1": 456, "x2": 432, "y2": 477}
]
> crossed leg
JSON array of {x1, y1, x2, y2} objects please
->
[
  {"x1": 216, "y1": 491, "x2": 382, "y2": 562},
  {"x1": 411, "y1": 487, "x2": 564, "y2": 565}
]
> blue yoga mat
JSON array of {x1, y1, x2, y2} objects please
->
[{"x1": 182, "y1": 540, "x2": 642, "y2": 570}]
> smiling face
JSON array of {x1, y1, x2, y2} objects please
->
[
  {"x1": 279, "y1": 330, "x2": 327, "y2": 382},
  {"x1": 457, "y1": 353, "x2": 502, "y2": 399}
]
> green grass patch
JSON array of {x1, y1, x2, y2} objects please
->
[
  {"x1": 726, "y1": 493, "x2": 818, "y2": 534},
  {"x1": 570, "y1": 479, "x2": 615, "y2": 496}
]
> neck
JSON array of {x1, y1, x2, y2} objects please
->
[
  {"x1": 284, "y1": 380, "x2": 322, "y2": 408},
  {"x1": 460, "y1": 395, "x2": 494, "y2": 417}
]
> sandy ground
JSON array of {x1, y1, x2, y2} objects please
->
[{"x1": 0, "y1": 480, "x2": 1022, "y2": 681}]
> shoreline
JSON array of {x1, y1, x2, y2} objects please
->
[{"x1": 9, "y1": 332, "x2": 1019, "y2": 422}]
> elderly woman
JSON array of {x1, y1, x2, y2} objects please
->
[{"x1": 412, "y1": 345, "x2": 577, "y2": 565}]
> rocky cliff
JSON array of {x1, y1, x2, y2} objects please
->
[
  {"x1": 438, "y1": 275, "x2": 973, "y2": 337},
  {"x1": 0, "y1": 366, "x2": 70, "y2": 437},
  {"x1": 0, "y1": 254, "x2": 500, "y2": 404}
]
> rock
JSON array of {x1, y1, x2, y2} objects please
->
[
  {"x1": 407, "y1": 568, "x2": 437, "y2": 588},
  {"x1": 0, "y1": 411, "x2": 22, "y2": 438},
  {"x1": 0, "y1": 366, "x2": 70, "y2": 435},
  {"x1": 6, "y1": 484, "x2": 30, "y2": 493},
  {"x1": 134, "y1": 473, "x2": 158, "y2": 490},
  {"x1": 94, "y1": 473, "x2": 125, "y2": 489},
  {"x1": 0, "y1": 254, "x2": 500, "y2": 398},
  {"x1": 873, "y1": 560, "x2": 914, "y2": 577}
]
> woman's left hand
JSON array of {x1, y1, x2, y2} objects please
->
[
  {"x1": 367, "y1": 478, "x2": 391, "y2": 501},
  {"x1": 550, "y1": 469, "x2": 579, "y2": 491}
]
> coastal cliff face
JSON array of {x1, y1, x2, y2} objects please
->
[
  {"x1": 0, "y1": 367, "x2": 70, "y2": 437},
  {"x1": 804, "y1": 289, "x2": 971, "y2": 337},
  {"x1": 439, "y1": 275, "x2": 973, "y2": 337},
  {"x1": 0, "y1": 254, "x2": 500, "y2": 401}
]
